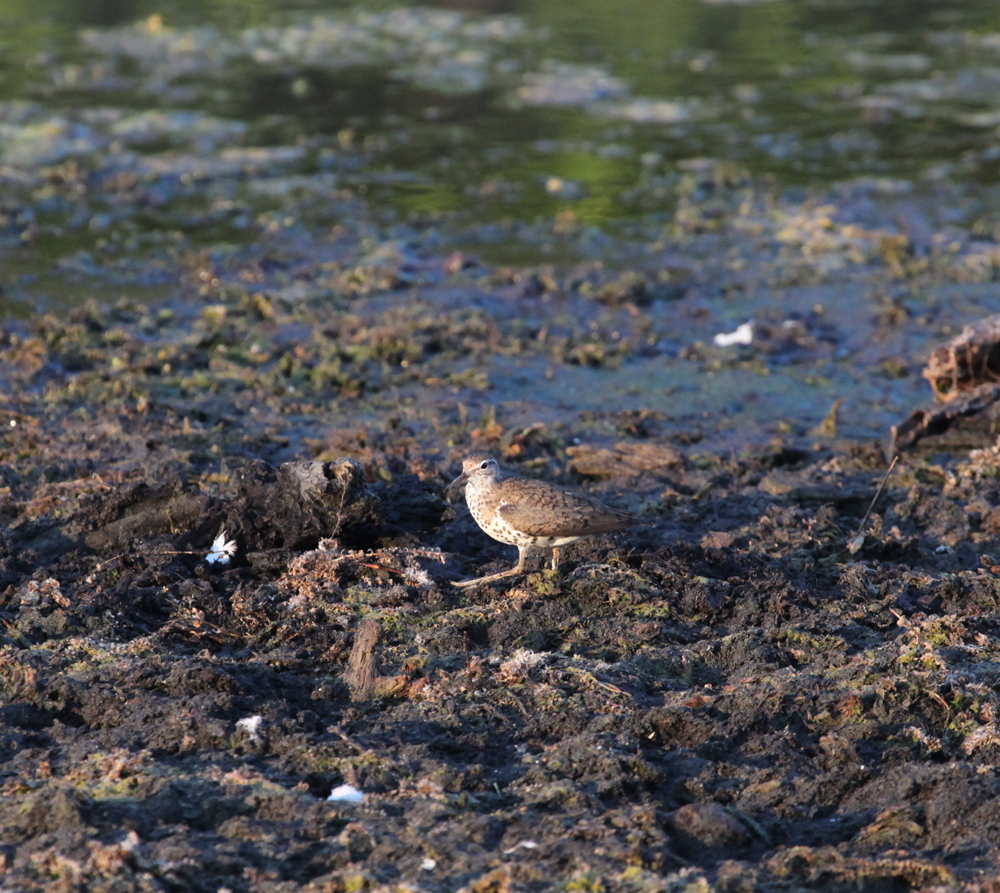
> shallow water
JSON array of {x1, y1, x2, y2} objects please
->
[
  {"x1": 3, "y1": 0, "x2": 1000, "y2": 447},
  {"x1": 4, "y1": 0, "x2": 1000, "y2": 261}
]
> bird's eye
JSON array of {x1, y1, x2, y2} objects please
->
[{"x1": 480, "y1": 460, "x2": 489, "y2": 469}]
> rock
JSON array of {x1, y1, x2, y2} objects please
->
[
  {"x1": 757, "y1": 470, "x2": 800, "y2": 496},
  {"x1": 671, "y1": 802, "x2": 750, "y2": 855},
  {"x1": 20, "y1": 785, "x2": 91, "y2": 836},
  {"x1": 566, "y1": 441, "x2": 683, "y2": 479},
  {"x1": 701, "y1": 530, "x2": 736, "y2": 549},
  {"x1": 890, "y1": 382, "x2": 1000, "y2": 454}
]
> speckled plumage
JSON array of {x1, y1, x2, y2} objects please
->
[{"x1": 447, "y1": 452, "x2": 647, "y2": 587}]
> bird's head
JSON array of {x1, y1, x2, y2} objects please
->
[{"x1": 446, "y1": 452, "x2": 500, "y2": 491}]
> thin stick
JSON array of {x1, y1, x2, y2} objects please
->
[{"x1": 856, "y1": 455, "x2": 899, "y2": 536}]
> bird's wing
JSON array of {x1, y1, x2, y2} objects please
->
[{"x1": 496, "y1": 479, "x2": 641, "y2": 538}]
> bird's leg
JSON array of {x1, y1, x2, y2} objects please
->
[
  {"x1": 514, "y1": 545, "x2": 527, "y2": 573},
  {"x1": 452, "y1": 546, "x2": 528, "y2": 589}
]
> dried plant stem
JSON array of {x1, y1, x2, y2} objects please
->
[{"x1": 857, "y1": 455, "x2": 899, "y2": 536}]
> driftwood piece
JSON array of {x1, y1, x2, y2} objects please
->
[
  {"x1": 923, "y1": 313, "x2": 1000, "y2": 401},
  {"x1": 890, "y1": 383, "x2": 1000, "y2": 454},
  {"x1": 342, "y1": 618, "x2": 409, "y2": 701},
  {"x1": 892, "y1": 314, "x2": 1000, "y2": 453}
]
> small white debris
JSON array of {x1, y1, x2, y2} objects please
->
[
  {"x1": 236, "y1": 715, "x2": 263, "y2": 741},
  {"x1": 328, "y1": 784, "x2": 365, "y2": 803},
  {"x1": 713, "y1": 321, "x2": 754, "y2": 347},
  {"x1": 420, "y1": 857, "x2": 437, "y2": 871},
  {"x1": 206, "y1": 530, "x2": 237, "y2": 566},
  {"x1": 497, "y1": 648, "x2": 546, "y2": 681},
  {"x1": 935, "y1": 543, "x2": 953, "y2": 554},
  {"x1": 847, "y1": 534, "x2": 865, "y2": 555},
  {"x1": 503, "y1": 840, "x2": 538, "y2": 854},
  {"x1": 403, "y1": 567, "x2": 434, "y2": 586}
]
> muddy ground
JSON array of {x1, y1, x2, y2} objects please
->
[{"x1": 6, "y1": 175, "x2": 1000, "y2": 892}]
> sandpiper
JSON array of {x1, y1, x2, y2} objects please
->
[{"x1": 446, "y1": 452, "x2": 649, "y2": 588}]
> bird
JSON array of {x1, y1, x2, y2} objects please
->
[{"x1": 446, "y1": 452, "x2": 649, "y2": 588}]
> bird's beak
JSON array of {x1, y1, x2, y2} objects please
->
[{"x1": 446, "y1": 470, "x2": 468, "y2": 492}]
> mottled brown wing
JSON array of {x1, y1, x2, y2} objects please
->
[{"x1": 496, "y1": 478, "x2": 642, "y2": 538}]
